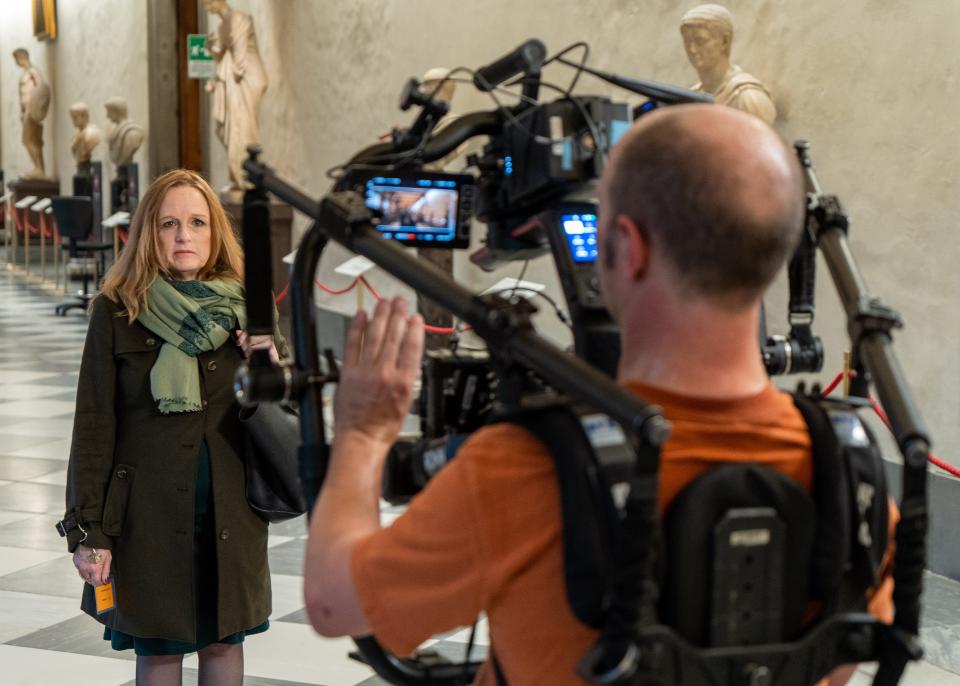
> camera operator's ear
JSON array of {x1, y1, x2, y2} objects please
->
[{"x1": 616, "y1": 214, "x2": 651, "y2": 281}]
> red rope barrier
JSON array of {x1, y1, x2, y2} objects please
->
[
  {"x1": 929, "y1": 455, "x2": 960, "y2": 479},
  {"x1": 315, "y1": 278, "x2": 360, "y2": 296},
  {"x1": 821, "y1": 369, "x2": 960, "y2": 479},
  {"x1": 272, "y1": 277, "x2": 469, "y2": 335},
  {"x1": 820, "y1": 371, "x2": 846, "y2": 397}
]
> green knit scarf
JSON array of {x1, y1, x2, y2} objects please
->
[{"x1": 140, "y1": 277, "x2": 247, "y2": 414}]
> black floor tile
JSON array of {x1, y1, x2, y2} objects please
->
[{"x1": 268, "y1": 538, "x2": 306, "y2": 576}]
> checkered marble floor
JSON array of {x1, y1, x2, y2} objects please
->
[{"x1": 1, "y1": 260, "x2": 958, "y2": 686}]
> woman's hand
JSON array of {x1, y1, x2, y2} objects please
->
[
  {"x1": 72, "y1": 544, "x2": 112, "y2": 586},
  {"x1": 236, "y1": 330, "x2": 280, "y2": 364}
]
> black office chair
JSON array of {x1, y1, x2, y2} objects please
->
[{"x1": 52, "y1": 196, "x2": 112, "y2": 316}]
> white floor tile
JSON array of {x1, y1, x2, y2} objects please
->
[
  {"x1": 0, "y1": 384, "x2": 71, "y2": 401},
  {"x1": 0, "y1": 399, "x2": 77, "y2": 418},
  {"x1": 0, "y1": 509, "x2": 34, "y2": 526},
  {"x1": 270, "y1": 573, "x2": 306, "y2": 620},
  {"x1": 268, "y1": 534, "x2": 295, "y2": 548},
  {"x1": 0, "y1": 371, "x2": 58, "y2": 384},
  {"x1": 0, "y1": 645, "x2": 134, "y2": 686},
  {"x1": 0, "y1": 590, "x2": 84, "y2": 643},
  {"x1": 381, "y1": 511, "x2": 402, "y2": 526},
  {"x1": 444, "y1": 617, "x2": 490, "y2": 646},
  {"x1": 8, "y1": 438, "x2": 72, "y2": 460},
  {"x1": 0, "y1": 545, "x2": 69, "y2": 577},
  {"x1": 3, "y1": 418, "x2": 75, "y2": 438},
  {"x1": 0, "y1": 480, "x2": 11, "y2": 488},
  {"x1": 29, "y1": 468, "x2": 68, "y2": 486}
]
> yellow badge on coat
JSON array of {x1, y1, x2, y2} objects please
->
[{"x1": 95, "y1": 580, "x2": 115, "y2": 615}]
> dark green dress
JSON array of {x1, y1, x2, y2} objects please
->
[{"x1": 104, "y1": 442, "x2": 268, "y2": 655}]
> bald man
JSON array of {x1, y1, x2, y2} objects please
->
[{"x1": 302, "y1": 106, "x2": 881, "y2": 685}]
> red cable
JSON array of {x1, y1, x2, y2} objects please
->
[
  {"x1": 929, "y1": 455, "x2": 960, "y2": 479},
  {"x1": 424, "y1": 324, "x2": 457, "y2": 334},
  {"x1": 822, "y1": 369, "x2": 960, "y2": 479},
  {"x1": 315, "y1": 277, "x2": 360, "y2": 296},
  {"x1": 820, "y1": 371, "x2": 847, "y2": 397},
  {"x1": 275, "y1": 276, "x2": 473, "y2": 335}
]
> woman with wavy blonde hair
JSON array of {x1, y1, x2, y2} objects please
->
[
  {"x1": 63, "y1": 169, "x2": 284, "y2": 685},
  {"x1": 101, "y1": 169, "x2": 245, "y2": 320}
]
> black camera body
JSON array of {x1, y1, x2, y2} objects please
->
[{"x1": 490, "y1": 96, "x2": 630, "y2": 213}]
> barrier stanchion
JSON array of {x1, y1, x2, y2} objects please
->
[
  {"x1": 32, "y1": 198, "x2": 51, "y2": 283},
  {"x1": 13, "y1": 195, "x2": 36, "y2": 273},
  {"x1": 48, "y1": 207, "x2": 60, "y2": 289}
]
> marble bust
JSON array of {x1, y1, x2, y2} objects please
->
[
  {"x1": 69, "y1": 103, "x2": 101, "y2": 165},
  {"x1": 680, "y1": 4, "x2": 777, "y2": 125},
  {"x1": 13, "y1": 48, "x2": 51, "y2": 179},
  {"x1": 104, "y1": 96, "x2": 145, "y2": 166}
]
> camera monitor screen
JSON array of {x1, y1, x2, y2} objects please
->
[
  {"x1": 361, "y1": 174, "x2": 472, "y2": 249},
  {"x1": 561, "y1": 212, "x2": 598, "y2": 263}
]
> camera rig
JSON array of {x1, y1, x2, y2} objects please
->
[{"x1": 235, "y1": 39, "x2": 929, "y2": 686}]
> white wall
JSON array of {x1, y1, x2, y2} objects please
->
[
  {"x1": 202, "y1": 0, "x2": 960, "y2": 458},
  {"x1": 0, "y1": 0, "x2": 150, "y2": 200}
]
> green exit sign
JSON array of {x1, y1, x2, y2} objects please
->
[{"x1": 187, "y1": 34, "x2": 214, "y2": 79}]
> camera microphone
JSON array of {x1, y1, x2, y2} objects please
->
[{"x1": 473, "y1": 39, "x2": 547, "y2": 91}]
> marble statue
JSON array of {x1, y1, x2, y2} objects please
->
[
  {"x1": 13, "y1": 48, "x2": 51, "y2": 179},
  {"x1": 204, "y1": 0, "x2": 268, "y2": 197},
  {"x1": 104, "y1": 96, "x2": 145, "y2": 166},
  {"x1": 421, "y1": 67, "x2": 456, "y2": 106},
  {"x1": 680, "y1": 4, "x2": 777, "y2": 125},
  {"x1": 69, "y1": 103, "x2": 101, "y2": 165}
]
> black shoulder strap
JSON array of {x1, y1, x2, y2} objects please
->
[
  {"x1": 492, "y1": 404, "x2": 617, "y2": 629},
  {"x1": 792, "y1": 392, "x2": 890, "y2": 608},
  {"x1": 792, "y1": 392, "x2": 850, "y2": 604}
]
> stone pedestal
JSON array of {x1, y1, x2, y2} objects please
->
[
  {"x1": 9, "y1": 177, "x2": 59, "y2": 202},
  {"x1": 111, "y1": 163, "x2": 139, "y2": 214},
  {"x1": 221, "y1": 196, "x2": 293, "y2": 338},
  {"x1": 73, "y1": 162, "x2": 92, "y2": 196},
  {"x1": 8, "y1": 178, "x2": 60, "y2": 270},
  {"x1": 7, "y1": 179, "x2": 60, "y2": 244}
]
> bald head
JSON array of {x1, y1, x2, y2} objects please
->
[{"x1": 600, "y1": 104, "x2": 803, "y2": 308}]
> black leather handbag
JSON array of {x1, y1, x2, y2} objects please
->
[{"x1": 239, "y1": 402, "x2": 308, "y2": 523}]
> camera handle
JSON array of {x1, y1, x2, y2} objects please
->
[{"x1": 795, "y1": 141, "x2": 928, "y2": 686}]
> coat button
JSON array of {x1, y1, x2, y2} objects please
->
[
  {"x1": 202, "y1": 399, "x2": 208, "y2": 408},
  {"x1": 219, "y1": 529, "x2": 230, "y2": 541},
  {"x1": 116, "y1": 468, "x2": 128, "y2": 479},
  {"x1": 145, "y1": 337, "x2": 156, "y2": 346},
  {"x1": 207, "y1": 361, "x2": 217, "y2": 372}
]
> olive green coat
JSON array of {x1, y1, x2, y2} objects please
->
[{"x1": 64, "y1": 295, "x2": 274, "y2": 642}]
